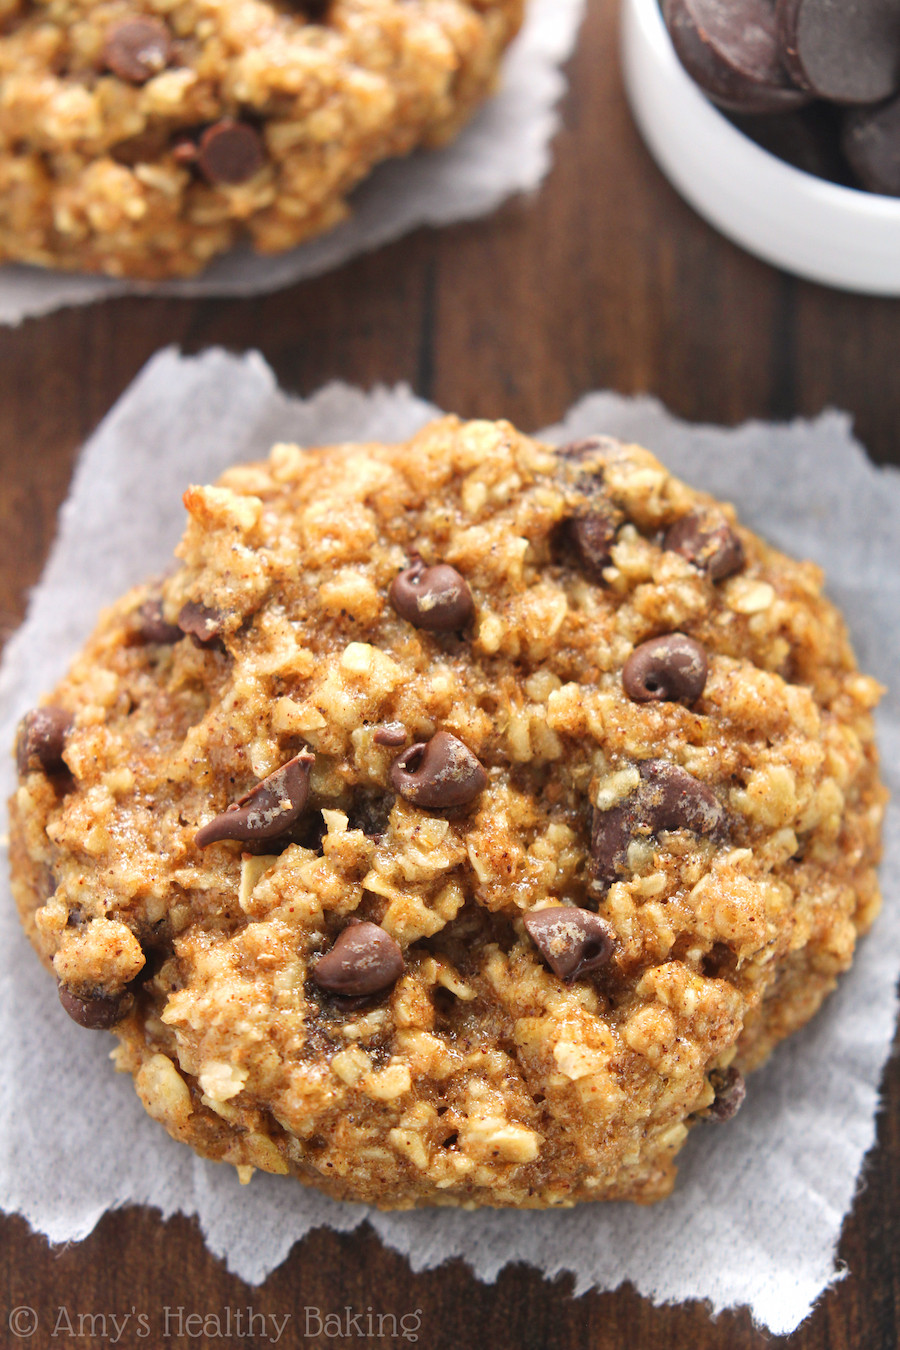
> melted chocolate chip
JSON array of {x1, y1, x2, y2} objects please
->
[
  {"x1": 664, "y1": 0, "x2": 808, "y2": 114},
  {"x1": 373, "y1": 722, "x2": 408, "y2": 747},
  {"x1": 390, "y1": 732, "x2": 487, "y2": 809},
  {"x1": 197, "y1": 120, "x2": 265, "y2": 185},
  {"x1": 523, "y1": 907, "x2": 615, "y2": 982},
  {"x1": 102, "y1": 17, "x2": 173, "y2": 84},
  {"x1": 389, "y1": 560, "x2": 474, "y2": 632},
  {"x1": 591, "y1": 759, "x2": 724, "y2": 887},
  {"x1": 566, "y1": 509, "x2": 619, "y2": 581},
  {"x1": 664, "y1": 510, "x2": 745, "y2": 580},
  {"x1": 136, "y1": 598, "x2": 182, "y2": 645},
  {"x1": 178, "y1": 601, "x2": 226, "y2": 649},
  {"x1": 58, "y1": 984, "x2": 134, "y2": 1030},
  {"x1": 705, "y1": 1065, "x2": 747, "y2": 1121},
  {"x1": 16, "y1": 707, "x2": 73, "y2": 776},
  {"x1": 312, "y1": 922, "x2": 404, "y2": 997},
  {"x1": 777, "y1": 0, "x2": 900, "y2": 105},
  {"x1": 622, "y1": 633, "x2": 709, "y2": 705},
  {"x1": 195, "y1": 752, "x2": 314, "y2": 846}
]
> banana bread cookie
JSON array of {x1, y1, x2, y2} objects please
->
[
  {"x1": 0, "y1": 0, "x2": 523, "y2": 279},
  {"x1": 8, "y1": 419, "x2": 886, "y2": 1207}
]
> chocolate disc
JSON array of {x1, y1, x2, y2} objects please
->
[
  {"x1": 777, "y1": 0, "x2": 900, "y2": 105},
  {"x1": 727, "y1": 103, "x2": 853, "y2": 185},
  {"x1": 664, "y1": 0, "x2": 809, "y2": 114},
  {"x1": 843, "y1": 94, "x2": 900, "y2": 196}
]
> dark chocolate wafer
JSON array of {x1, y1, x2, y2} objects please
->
[{"x1": 664, "y1": 0, "x2": 809, "y2": 113}]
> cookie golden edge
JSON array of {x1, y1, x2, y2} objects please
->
[
  {"x1": 8, "y1": 416, "x2": 886, "y2": 1209},
  {"x1": 0, "y1": 0, "x2": 524, "y2": 280}
]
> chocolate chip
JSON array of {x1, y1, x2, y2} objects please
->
[
  {"x1": 705, "y1": 1065, "x2": 746, "y2": 1121},
  {"x1": 136, "y1": 598, "x2": 182, "y2": 645},
  {"x1": 777, "y1": 0, "x2": 900, "y2": 105},
  {"x1": 58, "y1": 984, "x2": 134, "y2": 1030},
  {"x1": 590, "y1": 804, "x2": 636, "y2": 888},
  {"x1": 178, "y1": 601, "x2": 225, "y2": 649},
  {"x1": 555, "y1": 436, "x2": 612, "y2": 460},
  {"x1": 622, "y1": 633, "x2": 709, "y2": 705},
  {"x1": 102, "y1": 17, "x2": 173, "y2": 84},
  {"x1": 664, "y1": 0, "x2": 808, "y2": 114},
  {"x1": 195, "y1": 752, "x2": 314, "y2": 846},
  {"x1": 664, "y1": 509, "x2": 744, "y2": 580},
  {"x1": 565, "y1": 509, "x2": 619, "y2": 581},
  {"x1": 373, "y1": 722, "x2": 408, "y2": 747},
  {"x1": 523, "y1": 907, "x2": 615, "y2": 982},
  {"x1": 390, "y1": 732, "x2": 488, "y2": 809},
  {"x1": 197, "y1": 120, "x2": 265, "y2": 186},
  {"x1": 16, "y1": 707, "x2": 73, "y2": 776},
  {"x1": 638, "y1": 758, "x2": 725, "y2": 835},
  {"x1": 311, "y1": 922, "x2": 404, "y2": 997},
  {"x1": 592, "y1": 759, "x2": 724, "y2": 887},
  {"x1": 843, "y1": 94, "x2": 900, "y2": 196},
  {"x1": 389, "y1": 560, "x2": 474, "y2": 632}
]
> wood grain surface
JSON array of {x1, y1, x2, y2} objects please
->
[{"x1": 2, "y1": 1, "x2": 899, "y2": 1346}]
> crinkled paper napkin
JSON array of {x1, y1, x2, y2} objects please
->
[
  {"x1": 0, "y1": 0, "x2": 584, "y2": 327},
  {"x1": 1, "y1": 348, "x2": 898, "y2": 1336}
]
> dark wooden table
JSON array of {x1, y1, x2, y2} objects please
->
[{"x1": 2, "y1": 2, "x2": 899, "y2": 1346}]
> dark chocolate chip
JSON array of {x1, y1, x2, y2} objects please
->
[
  {"x1": 389, "y1": 560, "x2": 474, "y2": 632},
  {"x1": 197, "y1": 120, "x2": 265, "y2": 185},
  {"x1": 16, "y1": 707, "x2": 73, "y2": 776},
  {"x1": 591, "y1": 759, "x2": 724, "y2": 887},
  {"x1": 777, "y1": 0, "x2": 900, "y2": 105},
  {"x1": 136, "y1": 598, "x2": 182, "y2": 645},
  {"x1": 195, "y1": 752, "x2": 314, "y2": 846},
  {"x1": 622, "y1": 633, "x2": 709, "y2": 705},
  {"x1": 663, "y1": 0, "x2": 808, "y2": 114},
  {"x1": 58, "y1": 983, "x2": 134, "y2": 1030},
  {"x1": 390, "y1": 731, "x2": 488, "y2": 809},
  {"x1": 178, "y1": 600, "x2": 226, "y2": 649},
  {"x1": 637, "y1": 758, "x2": 725, "y2": 835},
  {"x1": 590, "y1": 803, "x2": 636, "y2": 888},
  {"x1": 555, "y1": 436, "x2": 612, "y2": 460},
  {"x1": 523, "y1": 907, "x2": 615, "y2": 982},
  {"x1": 102, "y1": 17, "x2": 173, "y2": 84},
  {"x1": 843, "y1": 94, "x2": 900, "y2": 196},
  {"x1": 565, "y1": 509, "x2": 619, "y2": 581},
  {"x1": 373, "y1": 722, "x2": 408, "y2": 747},
  {"x1": 664, "y1": 509, "x2": 744, "y2": 580},
  {"x1": 705, "y1": 1065, "x2": 747, "y2": 1121},
  {"x1": 312, "y1": 922, "x2": 404, "y2": 997}
]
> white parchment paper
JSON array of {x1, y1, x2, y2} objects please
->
[
  {"x1": 0, "y1": 0, "x2": 584, "y2": 328},
  {"x1": 1, "y1": 348, "x2": 898, "y2": 1336}
]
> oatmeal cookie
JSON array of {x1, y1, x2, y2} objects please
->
[
  {"x1": 9, "y1": 419, "x2": 886, "y2": 1207},
  {"x1": 0, "y1": 0, "x2": 523, "y2": 279}
]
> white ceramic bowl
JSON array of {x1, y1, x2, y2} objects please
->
[{"x1": 621, "y1": 0, "x2": 900, "y2": 294}]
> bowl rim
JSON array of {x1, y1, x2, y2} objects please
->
[{"x1": 629, "y1": 0, "x2": 900, "y2": 222}]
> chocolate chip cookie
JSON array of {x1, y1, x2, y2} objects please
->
[
  {"x1": 0, "y1": 1, "x2": 523, "y2": 279},
  {"x1": 9, "y1": 420, "x2": 886, "y2": 1207}
]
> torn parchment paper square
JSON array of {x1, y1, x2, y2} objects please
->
[{"x1": 1, "y1": 347, "x2": 897, "y2": 1336}]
